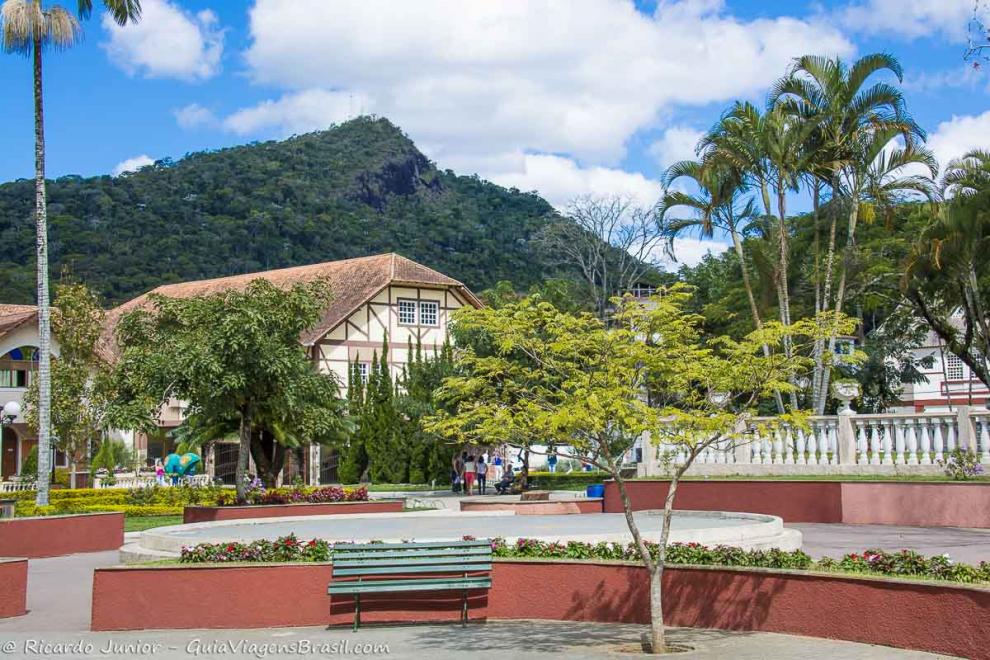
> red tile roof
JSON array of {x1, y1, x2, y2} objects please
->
[{"x1": 98, "y1": 253, "x2": 480, "y2": 360}]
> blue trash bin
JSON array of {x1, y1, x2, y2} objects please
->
[{"x1": 585, "y1": 484, "x2": 605, "y2": 499}]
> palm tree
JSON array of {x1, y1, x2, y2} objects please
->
[
  {"x1": 658, "y1": 159, "x2": 787, "y2": 413},
  {"x1": 701, "y1": 103, "x2": 819, "y2": 408},
  {"x1": 771, "y1": 53, "x2": 929, "y2": 412},
  {"x1": 1, "y1": 0, "x2": 140, "y2": 505}
]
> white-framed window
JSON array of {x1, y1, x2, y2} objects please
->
[
  {"x1": 397, "y1": 299, "x2": 417, "y2": 325},
  {"x1": 419, "y1": 300, "x2": 439, "y2": 326},
  {"x1": 946, "y1": 353, "x2": 965, "y2": 380},
  {"x1": 357, "y1": 362, "x2": 369, "y2": 383}
]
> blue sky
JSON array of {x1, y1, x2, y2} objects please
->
[{"x1": 1, "y1": 0, "x2": 988, "y2": 265}]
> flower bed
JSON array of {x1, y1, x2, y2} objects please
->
[
  {"x1": 215, "y1": 485, "x2": 368, "y2": 506},
  {"x1": 176, "y1": 534, "x2": 990, "y2": 586}
]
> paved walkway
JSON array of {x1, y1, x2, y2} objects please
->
[
  {"x1": 0, "y1": 620, "x2": 949, "y2": 659},
  {"x1": 795, "y1": 523, "x2": 990, "y2": 564}
]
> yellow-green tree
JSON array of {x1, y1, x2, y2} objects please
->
[{"x1": 428, "y1": 287, "x2": 851, "y2": 653}]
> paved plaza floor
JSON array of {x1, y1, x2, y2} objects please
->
[
  {"x1": 0, "y1": 552, "x2": 968, "y2": 660},
  {"x1": 1, "y1": 521, "x2": 984, "y2": 658},
  {"x1": 0, "y1": 620, "x2": 950, "y2": 659}
]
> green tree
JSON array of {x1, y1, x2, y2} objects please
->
[
  {"x1": 771, "y1": 53, "x2": 934, "y2": 412},
  {"x1": 428, "y1": 290, "x2": 840, "y2": 653},
  {"x1": 2, "y1": 0, "x2": 141, "y2": 506},
  {"x1": 24, "y1": 280, "x2": 108, "y2": 488},
  {"x1": 659, "y1": 160, "x2": 787, "y2": 414},
  {"x1": 338, "y1": 358, "x2": 369, "y2": 484},
  {"x1": 109, "y1": 278, "x2": 347, "y2": 502},
  {"x1": 903, "y1": 150, "x2": 990, "y2": 388},
  {"x1": 398, "y1": 338, "x2": 457, "y2": 484}
]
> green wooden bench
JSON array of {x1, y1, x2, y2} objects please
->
[{"x1": 327, "y1": 539, "x2": 493, "y2": 630}]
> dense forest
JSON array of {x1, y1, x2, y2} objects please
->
[{"x1": 0, "y1": 117, "x2": 559, "y2": 305}]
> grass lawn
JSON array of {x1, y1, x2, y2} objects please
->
[{"x1": 125, "y1": 515, "x2": 184, "y2": 532}]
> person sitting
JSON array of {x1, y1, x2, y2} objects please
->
[{"x1": 495, "y1": 465, "x2": 515, "y2": 495}]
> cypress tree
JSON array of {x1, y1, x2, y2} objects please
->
[{"x1": 338, "y1": 355, "x2": 368, "y2": 483}]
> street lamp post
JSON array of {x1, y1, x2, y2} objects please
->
[{"x1": 0, "y1": 401, "x2": 22, "y2": 481}]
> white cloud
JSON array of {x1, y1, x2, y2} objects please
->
[
  {"x1": 838, "y1": 0, "x2": 972, "y2": 41},
  {"x1": 112, "y1": 154, "x2": 155, "y2": 176},
  {"x1": 223, "y1": 89, "x2": 368, "y2": 136},
  {"x1": 661, "y1": 237, "x2": 731, "y2": 269},
  {"x1": 229, "y1": 0, "x2": 852, "y2": 204},
  {"x1": 102, "y1": 0, "x2": 224, "y2": 81},
  {"x1": 174, "y1": 103, "x2": 217, "y2": 129},
  {"x1": 649, "y1": 126, "x2": 705, "y2": 169},
  {"x1": 926, "y1": 111, "x2": 990, "y2": 169},
  {"x1": 489, "y1": 153, "x2": 661, "y2": 210}
]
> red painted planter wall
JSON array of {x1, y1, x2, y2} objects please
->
[
  {"x1": 0, "y1": 512, "x2": 123, "y2": 558},
  {"x1": 603, "y1": 480, "x2": 990, "y2": 528},
  {"x1": 603, "y1": 480, "x2": 843, "y2": 523},
  {"x1": 90, "y1": 560, "x2": 990, "y2": 659},
  {"x1": 841, "y1": 482, "x2": 990, "y2": 528},
  {"x1": 182, "y1": 500, "x2": 404, "y2": 524},
  {"x1": 459, "y1": 499, "x2": 602, "y2": 514},
  {"x1": 0, "y1": 558, "x2": 27, "y2": 618}
]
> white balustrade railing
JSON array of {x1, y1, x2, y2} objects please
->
[
  {"x1": 0, "y1": 480, "x2": 35, "y2": 493},
  {"x1": 646, "y1": 405, "x2": 990, "y2": 474},
  {"x1": 93, "y1": 473, "x2": 211, "y2": 489}
]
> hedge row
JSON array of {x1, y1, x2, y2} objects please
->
[
  {"x1": 16, "y1": 501, "x2": 183, "y2": 517},
  {"x1": 525, "y1": 471, "x2": 608, "y2": 490}
]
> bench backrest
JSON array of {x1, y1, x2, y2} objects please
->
[{"x1": 331, "y1": 539, "x2": 493, "y2": 579}]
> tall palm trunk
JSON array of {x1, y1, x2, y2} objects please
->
[
  {"x1": 730, "y1": 227, "x2": 785, "y2": 414},
  {"x1": 812, "y1": 179, "x2": 840, "y2": 414},
  {"x1": 816, "y1": 195, "x2": 859, "y2": 413},
  {"x1": 33, "y1": 33, "x2": 52, "y2": 506},
  {"x1": 775, "y1": 185, "x2": 798, "y2": 410}
]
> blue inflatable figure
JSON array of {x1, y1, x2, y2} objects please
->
[{"x1": 164, "y1": 452, "x2": 201, "y2": 485}]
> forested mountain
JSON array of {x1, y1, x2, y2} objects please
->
[{"x1": 0, "y1": 117, "x2": 558, "y2": 305}]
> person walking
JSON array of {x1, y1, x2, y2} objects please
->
[
  {"x1": 476, "y1": 456, "x2": 488, "y2": 495},
  {"x1": 154, "y1": 459, "x2": 166, "y2": 487},
  {"x1": 463, "y1": 454, "x2": 477, "y2": 496},
  {"x1": 452, "y1": 452, "x2": 465, "y2": 493}
]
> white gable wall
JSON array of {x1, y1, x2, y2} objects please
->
[{"x1": 315, "y1": 284, "x2": 468, "y2": 390}]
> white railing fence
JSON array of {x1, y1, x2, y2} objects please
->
[
  {"x1": 93, "y1": 473, "x2": 212, "y2": 489},
  {"x1": 644, "y1": 404, "x2": 990, "y2": 475}
]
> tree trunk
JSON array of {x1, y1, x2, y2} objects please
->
[
  {"x1": 776, "y1": 186, "x2": 798, "y2": 410},
  {"x1": 817, "y1": 196, "x2": 860, "y2": 413},
  {"x1": 812, "y1": 186, "x2": 840, "y2": 414},
  {"x1": 250, "y1": 427, "x2": 287, "y2": 488},
  {"x1": 730, "y1": 229, "x2": 785, "y2": 414},
  {"x1": 33, "y1": 37, "x2": 52, "y2": 507},
  {"x1": 235, "y1": 404, "x2": 254, "y2": 503}
]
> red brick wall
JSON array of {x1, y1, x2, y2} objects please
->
[
  {"x1": 602, "y1": 480, "x2": 990, "y2": 528},
  {"x1": 603, "y1": 480, "x2": 843, "y2": 522},
  {"x1": 0, "y1": 513, "x2": 123, "y2": 558},
  {"x1": 91, "y1": 560, "x2": 990, "y2": 659},
  {"x1": 0, "y1": 558, "x2": 27, "y2": 618},
  {"x1": 459, "y1": 499, "x2": 602, "y2": 514},
  {"x1": 182, "y1": 500, "x2": 404, "y2": 524}
]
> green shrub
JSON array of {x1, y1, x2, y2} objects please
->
[
  {"x1": 19, "y1": 446, "x2": 38, "y2": 479},
  {"x1": 526, "y1": 471, "x2": 608, "y2": 490}
]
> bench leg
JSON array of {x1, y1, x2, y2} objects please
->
[{"x1": 353, "y1": 594, "x2": 361, "y2": 632}]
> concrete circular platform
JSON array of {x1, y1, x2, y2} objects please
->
[{"x1": 128, "y1": 509, "x2": 801, "y2": 560}]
